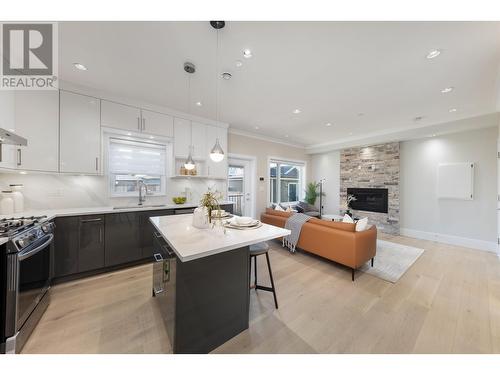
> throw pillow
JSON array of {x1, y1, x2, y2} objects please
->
[
  {"x1": 342, "y1": 214, "x2": 354, "y2": 223},
  {"x1": 274, "y1": 204, "x2": 285, "y2": 212},
  {"x1": 294, "y1": 204, "x2": 304, "y2": 213},
  {"x1": 355, "y1": 217, "x2": 369, "y2": 232}
]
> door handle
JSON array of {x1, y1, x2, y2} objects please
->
[
  {"x1": 17, "y1": 149, "x2": 22, "y2": 166},
  {"x1": 142, "y1": 118, "x2": 145, "y2": 131},
  {"x1": 99, "y1": 227, "x2": 103, "y2": 243},
  {"x1": 137, "y1": 117, "x2": 140, "y2": 130},
  {"x1": 95, "y1": 157, "x2": 99, "y2": 171}
]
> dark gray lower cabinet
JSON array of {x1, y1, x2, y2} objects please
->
[
  {"x1": 140, "y1": 209, "x2": 174, "y2": 260},
  {"x1": 53, "y1": 216, "x2": 79, "y2": 277},
  {"x1": 78, "y1": 215, "x2": 105, "y2": 272},
  {"x1": 104, "y1": 212, "x2": 142, "y2": 267},
  {"x1": 52, "y1": 205, "x2": 234, "y2": 280}
]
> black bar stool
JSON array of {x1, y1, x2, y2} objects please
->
[{"x1": 249, "y1": 242, "x2": 278, "y2": 309}]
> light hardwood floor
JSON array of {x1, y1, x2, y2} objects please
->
[{"x1": 22, "y1": 234, "x2": 500, "y2": 354}]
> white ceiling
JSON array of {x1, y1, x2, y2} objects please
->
[{"x1": 58, "y1": 21, "x2": 500, "y2": 150}]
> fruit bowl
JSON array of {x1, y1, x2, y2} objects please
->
[{"x1": 172, "y1": 196, "x2": 187, "y2": 204}]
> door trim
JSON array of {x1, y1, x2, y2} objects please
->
[{"x1": 228, "y1": 153, "x2": 257, "y2": 219}]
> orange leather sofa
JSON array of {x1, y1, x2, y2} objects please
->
[{"x1": 261, "y1": 208, "x2": 377, "y2": 281}]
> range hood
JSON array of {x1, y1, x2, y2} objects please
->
[
  {"x1": 0, "y1": 128, "x2": 27, "y2": 146},
  {"x1": 0, "y1": 128, "x2": 27, "y2": 163}
]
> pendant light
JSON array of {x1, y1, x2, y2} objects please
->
[
  {"x1": 209, "y1": 21, "x2": 225, "y2": 163},
  {"x1": 184, "y1": 62, "x2": 196, "y2": 171}
]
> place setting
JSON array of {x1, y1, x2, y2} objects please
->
[{"x1": 223, "y1": 215, "x2": 262, "y2": 230}]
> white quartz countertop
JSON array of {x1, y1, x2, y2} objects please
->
[
  {"x1": 0, "y1": 201, "x2": 234, "y2": 221},
  {"x1": 149, "y1": 214, "x2": 290, "y2": 262},
  {"x1": 0, "y1": 238, "x2": 8, "y2": 246}
]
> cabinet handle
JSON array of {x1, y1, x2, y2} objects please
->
[
  {"x1": 17, "y1": 149, "x2": 22, "y2": 166},
  {"x1": 81, "y1": 218, "x2": 102, "y2": 223},
  {"x1": 95, "y1": 157, "x2": 98, "y2": 171},
  {"x1": 99, "y1": 227, "x2": 103, "y2": 243},
  {"x1": 137, "y1": 117, "x2": 140, "y2": 130},
  {"x1": 142, "y1": 118, "x2": 145, "y2": 131}
]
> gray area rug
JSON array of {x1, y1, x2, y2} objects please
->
[{"x1": 359, "y1": 240, "x2": 425, "y2": 283}]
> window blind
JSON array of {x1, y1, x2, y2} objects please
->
[{"x1": 109, "y1": 138, "x2": 166, "y2": 175}]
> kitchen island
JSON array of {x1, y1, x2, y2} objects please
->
[{"x1": 149, "y1": 214, "x2": 290, "y2": 354}]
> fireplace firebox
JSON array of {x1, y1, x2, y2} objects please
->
[{"x1": 346, "y1": 188, "x2": 388, "y2": 214}]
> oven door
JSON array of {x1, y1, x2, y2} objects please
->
[{"x1": 16, "y1": 234, "x2": 53, "y2": 330}]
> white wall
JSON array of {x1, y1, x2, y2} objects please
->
[
  {"x1": 228, "y1": 133, "x2": 311, "y2": 215},
  {"x1": 310, "y1": 151, "x2": 340, "y2": 214},
  {"x1": 400, "y1": 126, "x2": 498, "y2": 251},
  {"x1": 0, "y1": 173, "x2": 226, "y2": 210}
]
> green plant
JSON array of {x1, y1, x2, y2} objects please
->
[
  {"x1": 200, "y1": 190, "x2": 223, "y2": 223},
  {"x1": 304, "y1": 181, "x2": 325, "y2": 206}
]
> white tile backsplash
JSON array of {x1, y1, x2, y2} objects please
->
[{"x1": 0, "y1": 172, "x2": 227, "y2": 210}]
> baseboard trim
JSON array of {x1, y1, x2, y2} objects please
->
[{"x1": 400, "y1": 228, "x2": 498, "y2": 253}]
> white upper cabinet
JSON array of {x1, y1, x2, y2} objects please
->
[
  {"x1": 14, "y1": 91, "x2": 59, "y2": 172},
  {"x1": 205, "y1": 125, "x2": 228, "y2": 178},
  {"x1": 101, "y1": 100, "x2": 141, "y2": 132},
  {"x1": 0, "y1": 91, "x2": 16, "y2": 169},
  {"x1": 141, "y1": 109, "x2": 174, "y2": 137},
  {"x1": 60, "y1": 91, "x2": 101, "y2": 174},
  {"x1": 173, "y1": 117, "x2": 192, "y2": 158},
  {"x1": 173, "y1": 118, "x2": 208, "y2": 160},
  {"x1": 191, "y1": 122, "x2": 207, "y2": 160}
]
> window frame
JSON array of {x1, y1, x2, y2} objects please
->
[
  {"x1": 267, "y1": 157, "x2": 306, "y2": 207},
  {"x1": 103, "y1": 130, "x2": 172, "y2": 198}
]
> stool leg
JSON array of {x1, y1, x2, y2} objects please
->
[
  {"x1": 249, "y1": 255, "x2": 252, "y2": 288},
  {"x1": 371, "y1": 257, "x2": 374, "y2": 267},
  {"x1": 254, "y1": 255, "x2": 258, "y2": 288},
  {"x1": 265, "y1": 252, "x2": 278, "y2": 309}
]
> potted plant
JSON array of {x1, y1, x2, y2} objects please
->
[
  {"x1": 200, "y1": 190, "x2": 223, "y2": 223},
  {"x1": 345, "y1": 194, "x2": 357, "y2": 217},
  {"x1": 304, "y1": 181, "x2": 325, "y2": 206}
]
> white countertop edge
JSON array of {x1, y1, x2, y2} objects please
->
[
  {"x1": 0, "y1": 238, "x2": 8, "y2": 246},
  {"x1": 149, "y1": 215, "x2": 290, "y2": 263},
  {"x1": 0, "y1": 201, "x2": 235, "y2": 221}
]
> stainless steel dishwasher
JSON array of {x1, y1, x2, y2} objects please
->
[{"x1": 152, "y1": 231, "x2": 177, "y2": 350}]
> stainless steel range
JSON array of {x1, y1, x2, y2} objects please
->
[{"x1": 0, "y1": 216, "x2": 54, "y2": 354}]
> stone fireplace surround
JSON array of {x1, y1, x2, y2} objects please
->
[{"x1": 340, "y1": 142, "x2": 400, "y2": 235}]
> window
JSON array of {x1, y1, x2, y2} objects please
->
[
  {"x1": 108, "y1": 137, "x2": 167, "y2": 197},
  {"x1": 269, "y1": 160, "x2": 304, "y2": 205}
]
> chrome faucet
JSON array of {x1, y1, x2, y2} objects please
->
[{"x1": 138, "y1": 180, "x2": 147, "y2": 205}]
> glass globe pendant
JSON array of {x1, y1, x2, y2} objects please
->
[
  {"x1": 210, "y1": 138, "x2": 224, "y2": 162},
  {"x1": 184, "y1": 146, "x2": 196, "y2": 170}
]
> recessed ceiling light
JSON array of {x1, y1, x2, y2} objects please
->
[
  {"x1": 221, "y1": 72, "x2": 232, "y2": 80},
  {"x1": 426, "y1": 49, "x2": 442, "y2": 59},
  {"x1": 325, "y1": 123, "x2": 332, "y2": 127},
  {"x1": 348, "y1": 132, "x2": 353, "y2": 136},
  {"x1": 441, "y1": 87, "x2": 454, "y2": 94},
  {"x1": 235, "y1": 60, "x2": 243, "y2": 67},
  {"x1": 195, "y1": 101, "x2": 202, "y2": 107},
  {"x1": 243, "y1": 49, "x2": 252, "y2": 58},
  {"x1": 126, "y1": 132, "x2": 132, "y2": 136},
  {"x1": 284, "y1": 134, "x2": 289, "y2": 138},
  {"x1": 73, "y1": 63, "x2": 87, "y2": 71},
  {"x1": 414, "y1": 116, "x2": 424, "y2": 122},
  {"x1": 254, "y1": 126, "x2": 260, "y2": 130},
  {"x1": 449, "y1": 108, "x2": 457, "y2": 113},
  {"x1": 292, "y1": 109, "x2": 301, "y2": 114},
  {"x1": 19, "y1": 171, "x2": 27, "y2": 175}
]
